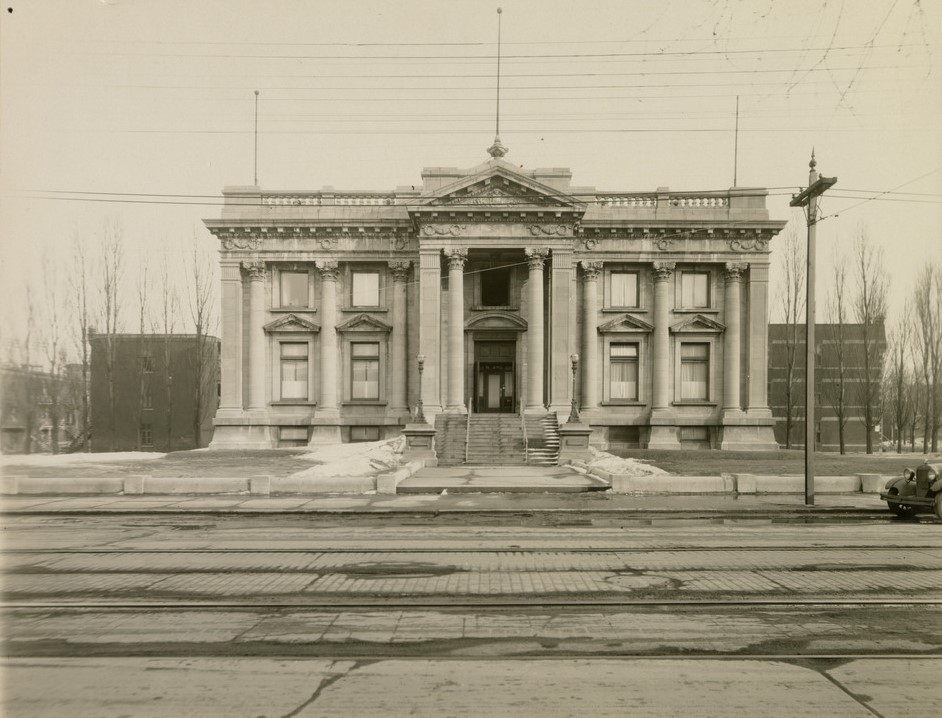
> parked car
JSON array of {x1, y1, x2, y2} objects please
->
[{"x1": 880, "y1": 461, "x2": 942, "y2": 520}]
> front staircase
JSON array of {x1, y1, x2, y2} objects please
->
[{"x1": 433, "y1": 412, "x2": 560, "y2": 466}]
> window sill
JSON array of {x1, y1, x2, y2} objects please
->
[
  {"x1": 673, "y1": 401, "x2": 718, "y2": 407},
  {"x1": 343, "y1": 401, "x2": 387, "y2": 406},
  {"x1": 343, "y1": 307, "x2": 388, "y2": 313},
  {"x1": 600, "y1": 400, "x2": 646, "y2": 406},
  {"x1": 673, "y1": 308, "x2": 718, "y2": 313},
  {"x1": 271, "y1": 400, "x2": 317, "y2": 406},
  {"x1": 470, "y1": 305, "x2": 519, "y2": 312},
  {"x1": 601, "y1": 307, "x2": 646, "y2": 313},
  {"x1": 271, "y1": 308, "x2": 317, "y2": 313}
]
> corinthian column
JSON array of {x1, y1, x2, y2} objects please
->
[
  {"x1": 525, "y1": 248, "x2": 549, "y2": 413},
  {"x1": 651, "y1": 261, "x2": 675, "y2": 410},
  {"x1": 723, "y1": 262, "x2": 748, "y2": 412},
  {"x1": 316, "y1": 260, "x2": 339, "y2": 417},
  {"x1": 444, "y1": 249, "x2": 468, "y2": 413},
  {"x1": 243, "y1": 260, "x2": 267, "y2": 413},
  {"x1": 388, "y1": 260, "x2": 411, "y2": 416},
  {"x1": 581, "y1": 261, "x2": 603, "y2": 411},
  {"x1": 218, "y1": 262, "x2": 244, "y2": 416}
]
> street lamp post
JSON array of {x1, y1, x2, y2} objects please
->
[
  {"x1": 789, "y1": 151, "x2": 837, "y2": 506},
  {"x1": 568, "y1": 353, "x2": 580, "y2": 423},
  {"x1": 415, "y1": 354, "x2": 427, "y2": 424}
]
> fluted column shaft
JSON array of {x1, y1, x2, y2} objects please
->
[
  {"x1": 445, "y1": 249, "x2": 468, "y2": 412},
  {"x1": 244, "y1": 261, "x2": 267, "y2": 412},
  {"x1": 389, "y1": 261, "x2": 411, "y2": 414},
  {"x1": 723, "y1": 262, "x2": 747, "y2": 410},
  {"x1": 581, "y1": 261, "x2": 603, "y2": 411},
  {"x1": 219, "y1": 263, "x2": 244, "y2": 412},
  {"x1": 525, "y1": 248, "x2": 549, "y2": 412},
  {"x1": 316, "y1": 260, "x2": 339, "y2": 416},
  {"x1": 652, "y1": 262, "x2": 675, "y2": 410}
]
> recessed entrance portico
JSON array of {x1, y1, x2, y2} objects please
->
[{"x1": 474, "y1": 340, "x2": 515, "y2": 413}]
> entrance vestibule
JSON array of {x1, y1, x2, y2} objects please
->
[{"x1": 473, "y1": 340, "x2": 515, "y2": 413}]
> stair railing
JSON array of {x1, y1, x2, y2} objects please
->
[
  {"x1": 464, "y1": 396, "x2": 471, "y2": 464},
  {"x1": 521, "y1": 410, "x2": 529, "y2": 465}
]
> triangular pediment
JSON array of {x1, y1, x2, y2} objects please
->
[
  {"x1": 465, "y1": 311, "x2": 528, "y2": 332},
  {"x1": 416, "y1": 164, "x2": 584, "y2": 212},
  {"x1": 263, "y1": 314, "x2": 320, "y2": 333},
  {"x1": 670, "y1": 314, "x2": 726, "y2": 333},
  {"x1": 337, "y1": 313, "x2": 393, "y2": 333},
  {"x1": 597, "y1": 313, "x2": 655, "y2": 334}
]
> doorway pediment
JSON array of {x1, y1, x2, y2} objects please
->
[{"x1": 465, "y1": 311, "x2": 528, "y2": 332}]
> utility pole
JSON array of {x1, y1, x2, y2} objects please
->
[{"x1": 789, "y1": 151, "x2": 837, "y2": 506}]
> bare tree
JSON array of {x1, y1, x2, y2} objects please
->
[
  {"x1": 20, "y1": 283, "x2": 40, "y2": 454},
  {"x1": 776, "y1": 222, "x2": 806, "y2": 448},
  {"x1": 911, "y1": 264, "x2": 938, "y2": 452},
  {"x1": 885, "y1": 309, "x2": 913, "y2": 453},
  {"x1": 39, "y1": 250, "x2": 66, "y2": 454},
  {"x1": 822, "y1": 250, "x2": 849, "y2": 453},
  {"x1": 135, "y1": 257, "x2": 150, "y2": 450},
  {"x1": 851, "y1": 227, "x2": 888, "y2": 454},
  {"x1": 931, "y1": 264, "x2": 942, "y2": 451},
  {"x1": 97, "y1": 222, "x2": 124, "y2": 452},
  {"x1": 185, "y1": 240, "x2": 218, "y2": 448},
  {"x1": 153, "y1": 251, "x2": 178, "y2": 452},
  {"x1": 69, "y1": 234, "x2": 93, "y2": 452}
]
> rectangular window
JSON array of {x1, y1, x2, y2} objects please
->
[
  {"x1": 681, "y1": 272, "x2": 710, "y2": 308},
  {"x1": 142, "y1": 387, "x2": 153, "y2": 410},
  {"x1": 610, "y1": 272, "x2": 639, "y2": 308},
  {"x1": 280, "y1": 342, "x2": 309, "y2": 400},
  {"x1": 280, "y1": 271, "x2": 309, "y2": 308},
  {"x1": 352, "y1": 272, "x2": 380, "y2": 307},
  {"x1": 481, "y1": 265, "x2": 511, "y2": 306},
  {"x1": 680, "y1": 343, "x2": 710, "y2": 400},
  {"x1": 141, "y1": 351, "x2": 154, "y2": 373},
  {"x1": 140, "y1": 423, "x2": 153, "y2": 448},
  {"x1": 610, "y1": 343, "x2": 639, "y2": 400},
  {"x1": 351, "y1": 342, "x2": 380, "y2": 400}
]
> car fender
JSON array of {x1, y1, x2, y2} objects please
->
[
  {"x1": 931, "y1": 478, "x2": 942, "y2": 493},
  {"x1": 884, "y1": 476, "x2": 908, "y2": 491}
]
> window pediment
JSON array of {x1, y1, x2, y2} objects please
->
[
  {"x1": 337, "y1": 313, "x2": 393, "y2": 334},
  {"x1": 465, "y1": 311, "x2": 528, "y2": 332},
  {"x1": 264, "y1": 314, "x2": 320, "y2": 334},
  {"x1": 598, "y1": 313, "x2": 654, "y2": 334},
  {"x1": 670, "y1": 314, "x2": 726, "y2": 334}
]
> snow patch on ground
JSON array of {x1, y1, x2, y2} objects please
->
[
  {"x1": 293, "y1": 437, "x2": 405, "y2": 478},
  {"x1": 585, "y1": 447, "x2": 668, "y2": 477},
  {"x1": 0, "y1": 452, "x2": 167, "y2": 467}
]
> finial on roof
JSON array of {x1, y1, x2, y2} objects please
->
[
  {"x1": 487, "y1": 8, "x2": 508, "y2": 159},
  {"x1": 809, "y1": 147, "x2": 817, "y2": 171},
  {"x1": 488, "y1": 136, "x2": 508, "y2": 158}
]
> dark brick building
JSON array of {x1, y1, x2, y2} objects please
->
[
  {"x1": 89, "y1": 333, "x2": 219, "y2": 452},
  {"x1": 1, "y1": 363, "x2": 83, "y2": 454},
  {"x1": 768, "y1": 322, "x2": 886, "y2": 451}
]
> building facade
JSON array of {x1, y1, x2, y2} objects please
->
[
  {"x1": 768, "y1": 322, "x2": 886, "y2": 451},
  {"x1": 89, "y1": 333, "x2": 219, "y2": 452},
  {"x1": 0, "y1": 363, "x2": 83, "y2": 454},
  {"x1": 205, "y1": 153, "x2": 786, "y2": 451}
]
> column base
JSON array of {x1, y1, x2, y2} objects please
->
[
  {"x1": 443, "y1": 404, "x2": 467, "y2": 414},
  {"x1": 645, "y1": 424, "x2": 681, "y2": 450},
  {"x1": 719, "y1": 422, "x2": 779, "y2": 451},
  {"x1": 208, "y1": 422, "x2": 274, "y2": 450},
  {"x1": 524, "y1": 405, "x2": 548, "y2": 416},
  {"x1": 307, "y1": 425, "x2": 342, "y2": 446}
]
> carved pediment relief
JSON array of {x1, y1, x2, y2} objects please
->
[
  {"x1": 264, "y1": 314, "x2": 320, "y2": 334},
  {"x1": 670, "y1": 314, "x2": 726, "y2": 334},
  {"x1": 417, "y1": 166, "x2": 584, "y2": 213},
  {"x1": 597, "y1": 314, "x2": 655, "y2": 334},
  {"x1": 465, "y1": 311, "x2": 528, "y2": 332},
  {"x1": 337, "y1": 313, "x2": 393, "y2": 333}
]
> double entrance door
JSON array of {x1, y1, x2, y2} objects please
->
[{"x1": 474, "y1": 341, "x2": 515, "y2": 413}]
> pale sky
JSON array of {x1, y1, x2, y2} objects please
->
[{"x1": 1, "y1": 0, "x2": 940, "y2": 362}]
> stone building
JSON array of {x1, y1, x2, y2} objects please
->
[{"x1": 205, "y1": 148, "x2": 786, "y2": 452}]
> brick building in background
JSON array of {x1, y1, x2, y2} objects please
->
[
  {"x1": 768, "y1": 322, "x2": 886, "y2": 451},
  {"x1": 89, "y1": 333, "x2": 219, "y2": 452},
  {"x1": 0, "y1": 363, "x2": 84, "y2": 454}
]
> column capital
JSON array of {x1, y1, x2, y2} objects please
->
[
  {"x1": 241, "y1": 260, "x2": 266, "y2": 281},
  {"x1": 525, "y1": 247, "x2": 550, "y2": 270},
  {"x1": 724, "y1": 261, "x2": 749, "y2": 281},
  {"x1": 652, "y1": 261, "x2": 675, "y2": 281},
  {"x1": 444, "y1": 248, "x2": 468, "y2": 270},
  {"x1": 388, "y1": 260, "x2": 412, "y2": 282},
  {"x1": 580, "y1": 260, "x2": 604, "y2": 281},
  {"x1": 315, "y1": 259, "x2": 340, "y2": 281}
]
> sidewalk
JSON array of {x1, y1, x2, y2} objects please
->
[{"x1": 0, "y1": 491, "x2": 888, "y2": 515}]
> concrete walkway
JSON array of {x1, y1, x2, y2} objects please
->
[{"x1": 398, "y1": 465, "x2": 609, "y2": 493}]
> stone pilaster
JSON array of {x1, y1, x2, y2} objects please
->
[
  {"x1": 243, "y1": 260, "x2": 267, "y2": 414},
  {"x1": 315, "y1": 260, "x2": 340, "y2": 418},
  {"x1": 388, "y1": 260, "x2": 411, "y2": 417},
  {"x1": 217, "y1": 262, "x2": 244, "y2": 417},
  {"x1": 722, "y1": 262, "x2": 747, "y2": 412},
  {"x1": 444, "y1": 248, "x2": 468, "y2": 413},
  {"x1": 580, "y1": 261, "x2": 603, "y2": 412},
  {"x1": 549, "y1": 250, "x2": 575, "y2": 417},
  {"x1": 524, "y1": 247, "x2": 549, "y2": 413},
  {"x1": 648, "y1": 261, "x2": 680, "y2": 449},
  {"x1": 418, "y1": 249, "x2": 443, "y2": 420}
]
